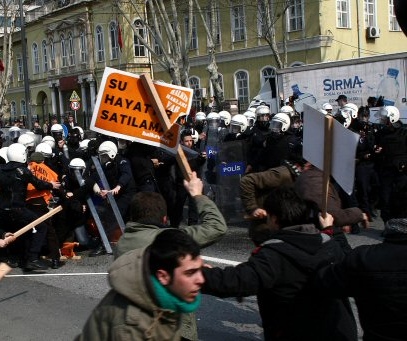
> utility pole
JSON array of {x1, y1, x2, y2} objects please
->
[{"x1": 19, "y1": 0, "x2": 32, "y2": 129}]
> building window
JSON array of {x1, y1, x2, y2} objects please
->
[
  {"x1": 235, "y1": 70, "x2": 249, "y2": 107},
  {"x1": 206, "y1": 5, "x2": 221, "y2": 45},
  {"x1": 17, "y1": 54, "x2": 23, "y2": 81},
  {"x1": 96, "y1": 25, "x2": 105, "y2": 62},
  {"x1": 389, "y1": 0, "x2": 400, "y2": 31},
  {"x1": 185, "y1": 15, "x2": 198, "y2": 50},
  {"x1": 189, "y1": 76, "x2": 201, "y2": 108},
  {"x1": 134, "y1": 19, "x2": 146, "y2": 57},
  {"x1": 10, "y1": 101, "x2": 16, "y2": 120},
  {"x1": 364, "y1": 0, "x2": 376, "y2": 27},
  {"x1": 49, "y1": 38, "x2": 55, "y2": 69},
  {"x1": 336, "y1": 0, "x2": 350, "y2": 28},
  {"x1": 231, "y1": 3, "x2": 246, "y2": 42},
  {"x1": 68, "y1": 32, "x2": 75, "y2": 66},
  {"x1": 32, "y1": 42, "x2": 40, "y2": 74},
  {"x1": 257, "y1": 0, "x2": 272, "y2": 37},
  {"x1": 287, "y1": 0, "x2": 303, "y2": 32},
  {"x1": 60, "y1": 34, "x2": 68, "y2": 67},
  {"x1": 261, "y1": 66, "x2": 276, "y2": 86},
  {"x1": 42, "y1": 40, "x2": 48, "y2": 72},
  {"x1": 21, "y1": 99, "x2": 27, "y2": 117},
  {"x1": 110, "y1": 21, "x2": 120, "y2": 60},
  {"x1": 189, "y1": 76, "x2": 200, "y2": 90},
  {"x1": 152, "y1": 27, "x2": 163, "y2": 56},
  {"x1": 79, "y1": 31, "x2": 87, "y2": 63}
]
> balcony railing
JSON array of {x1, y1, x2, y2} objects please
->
[{"x1": 26, "y1": 0, "x2": 91, "y2": 22}]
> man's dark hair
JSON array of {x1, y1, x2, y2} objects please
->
[
  {"x1": 358, "y1": 106, "x2": 370, "y2": 119},
  {"x1": 129, "y1": 192, "x2": 167, "y2": 223},
  {"x1": 180, "y1": 129, "x2": 192, "y2": 141},
  {"x1": 264, "y1": 186, "x2": 309, "y2": 228},
  {"x1": 149, "y1": 229, "x2": 200, "y2": 276}
]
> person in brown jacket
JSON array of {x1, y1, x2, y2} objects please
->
[{"x1": 294, "y1": 166, "x2": 369, "y2": 229}]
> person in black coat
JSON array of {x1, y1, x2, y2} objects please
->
[
  {"x1": 0, "y1": 143, "x2": 61, "y2": 270},
  {"x1": 315, "y1": 200, "x2": 407, "y2": 341},
  {"x1": 201, "y1": 186, "x2": 357, "y2": 341}
]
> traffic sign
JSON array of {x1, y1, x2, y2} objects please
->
[
  {"x1": 70, "y1": 91, "x2": 80, "y2": 102},
  {"x1": 70, "y1": 101, "x2": 81, "y2": 111}
]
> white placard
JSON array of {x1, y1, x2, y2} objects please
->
[{"x1": 303, "y1": 104, "x2": 360, "y2": 195}]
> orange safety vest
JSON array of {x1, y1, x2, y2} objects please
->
[{"x1": 26, "y1": 161, "x2": 59, "y2": 205}]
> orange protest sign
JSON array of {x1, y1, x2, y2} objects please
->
[{"x1": 90, "y1": 68, "x2": 193, "y2": 153}]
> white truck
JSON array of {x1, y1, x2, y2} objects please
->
[{"x1": 250, "y1": 52, "x2": 407, "y2": 122}]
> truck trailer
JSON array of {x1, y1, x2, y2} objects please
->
[{"x1": 250, "y1": 52, "x2": 407, "y2": 122}]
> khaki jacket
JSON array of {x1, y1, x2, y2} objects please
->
[{"x1": 76, "y1": 248, "x2": 182, "y2": 341}]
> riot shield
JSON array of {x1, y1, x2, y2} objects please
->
[
  {"x1": 73, "y1": 170, "x2": 113, "y2": 254},
  {"x1": 89, "y1": 156, "x2": 126, "y2": 243},
  {"x1": 201, "y1": 126, "x2": 220, "y2": 201},
  {"x1": 215, "y1": 139, "x2": 248, "y2": 223},
  {"x1": 91, "y1": 156, "x2": 126, "y2": 233}
]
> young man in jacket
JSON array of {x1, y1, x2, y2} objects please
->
[
  {"x1": 115, "y1": 171, "x2": 227, "y2": 341},
  {"x1": 76, "y1": 229, "x2": 204, "y2": 341},
  {"x1": 202, "y1": 186, "x2": 357, "y2": 341}
]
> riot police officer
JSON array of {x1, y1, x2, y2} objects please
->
[
  {"x1": 0, "y1": 143, "x2": 61, "y2": 270},
  {"x1": 374, "y1": 106, "x2": 407, "y2": 223}
]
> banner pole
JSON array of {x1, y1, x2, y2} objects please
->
[
  {"x1": 140, "y1": 74, "x2": 192, "y2": 181},
  {"x1": 322, "y1": 115, "x2": 334, "y2": 218}
]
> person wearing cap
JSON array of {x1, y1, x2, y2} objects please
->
[
  {"x1": 334, "y1": 95, "x2": 348, "y2": 117},
  {"x1": 335, "y1": 94, "x2": 348, "y2": 107},
  {"x1": 316, "y1": 209, "x2": 407, "y2": 341}
]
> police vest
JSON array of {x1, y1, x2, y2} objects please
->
[{"x1": 26, "y1": 161, "x2": 58, "y2": 204}]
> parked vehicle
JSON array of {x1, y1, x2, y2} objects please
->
[{"x1": 250, "y1": 52, "x2": 407, "y2": 122}]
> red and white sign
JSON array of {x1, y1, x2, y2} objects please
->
[{"x1": 70, "y1": 101, "x2": 80, "y2": 111}]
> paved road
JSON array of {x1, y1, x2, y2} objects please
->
[{"x1": 0, "y1": 217, "x2": 384, "y2": 340}]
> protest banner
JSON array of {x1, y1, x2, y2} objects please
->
[
  {"x1": 90, "y1": 67, "x2": 193, "y2": 154},
  {"x1": 302, "y1": 104, "x2": 359, "y2": 216}
]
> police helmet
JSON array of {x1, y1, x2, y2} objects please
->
[
  {"x1": 243, "y1": 110, "x2": 256, "y2": 127},
  {"x1": 7, "y1": 143, "x2": 28, "y2": 163},
  {"x1": 229, "y1": 114, "x2": 248, "y2": 133},
  {"x1": 41, "y1": 135, "x2": 56, "y2": 149},
  {"x1": 35, "y1": 142, "x2": 53, "y2": 158},
  {"x1": 8, "y1": 126, "x2": 21, "y2": 141},
  {"x1": 341, "y1": 103, "x2": 359, "y2": 119},
  {"x1": 0, "y1": 147, "x2": 8, "y2": 163},
  {"x1": 195, "y1": 112, "x2": 206, "y2": 121},
  {"x1": 18, "y1": 133, "x2": 36, "y2": 152},
  {"x1": 219, "y1": 111, "x2": 232, "y2": 126},
  {"x1": 255, "y1": 105, "x2": 271, "y2": 117},
  {"x1": 270, "y1": 113, "x2": 291, "y2": 133},
  {"x1": 98, "y1": 141, "x2": 118, "y2": 160}
]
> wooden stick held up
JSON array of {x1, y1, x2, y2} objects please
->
[
  {"x1": 13, "y1": 205, "x2": 63, "y2": 238},
  {"x1": 321, "y1": 115, "x2": 334, "y2": 218}
]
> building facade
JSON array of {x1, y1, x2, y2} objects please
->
[
  {"x1": 3, "y1": 0, "x2": 407, "y2": 126},
  {"x1": 4, "y1": 0, "x2": 150, "y2": 127},
  {"x1": 153, "y1": 0, "x2": 407, "y2": 112}
]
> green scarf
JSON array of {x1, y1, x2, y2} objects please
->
[{"x1": 150, "y1": 275, "x2": 201, "y2": 313}]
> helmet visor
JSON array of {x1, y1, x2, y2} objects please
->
[
  {"x1": 270, "y1": 121, "x2": 284, "y2": 133},
  {"x1": 229, "y1": 124, "x2": 241, "y2": 134}
]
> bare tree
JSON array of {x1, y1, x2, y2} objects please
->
[
  {"x1": 193, "y1": 0, "x2": 224, "y2": 107},
  {"x1": 254, "y1": 0, "x2": 293, "y2": 69},
  {"x1": 120, "y1": 0, "x2": 224, "y2": 109},
  {"x1": 0, "y1": 0, "x2": 18, "y2": 122},
  {"x1": 120, "y1": 0, "x2": 193, "y2": 87}
]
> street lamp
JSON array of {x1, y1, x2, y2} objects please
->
[{"x1": 19, "y1": 0, "x2": 32, "y2": 129}]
